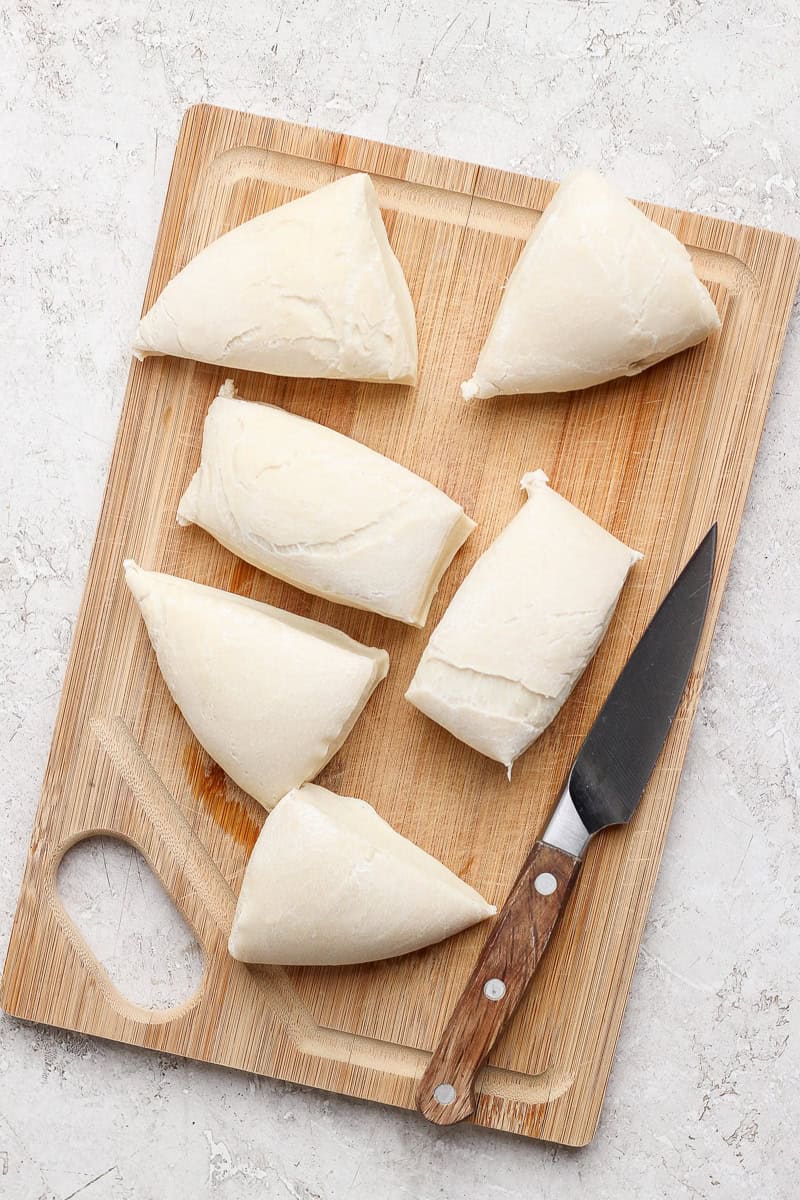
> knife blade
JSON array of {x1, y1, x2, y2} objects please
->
[{"x1": 417, "y1": 525, "x2": 717, "y2": 1126}]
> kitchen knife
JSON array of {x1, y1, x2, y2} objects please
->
[{"x1": 417, "y1": 524, "x2": 717, "y2": 1126}]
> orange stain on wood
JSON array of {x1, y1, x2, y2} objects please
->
[
  {"x1": 227, "y1": 556, "x2": 258, "y2": 596},
  {"x1": 182, "y1": 742, "x2": 261, "y2": 851}
]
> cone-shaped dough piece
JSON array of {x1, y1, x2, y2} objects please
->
[
  {"x1": 177, "y1": 381, "x2": 475, "y2": 626},
  {"x1": 462, "y1": 170, "x2": 720, "y2": 399},
  {"x1": 228, "y1": 783, "x2": 496, "y2": 965},
  {"x1": 133, "y1": 173, "x2": 418, "y2": 385},
  {"x1": 124, "y1": 562, "x2": 388, "y2": 810},
  {"x1": 406, "y1": 471, "x2": 641, "y2": 771}
]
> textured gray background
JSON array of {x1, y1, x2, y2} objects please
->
[{"x1": 1, "y1": 2, "x2": 798, "y2": 1197}]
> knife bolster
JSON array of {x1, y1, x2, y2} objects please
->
[{"x1": 541, "y1": 784, "x2": 592, "y2": 858}]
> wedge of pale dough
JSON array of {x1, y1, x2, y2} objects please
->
[
  {"x1": 462, "y1": 169, "x2": 720, "y2": 398},
  {"x1": 405, "y1": 471, "x2": 641, "y2": 771},
  {"x1": 133, "y1": 173, "x2": 418, "y2": 385},
  {"x1": 124, "y1": 562, "x2": 388, "y2": 810},
  {"x1": 177, "y1": 381, "x2": 475, "y2": 626},
  {"x1": 228, "y1": 783, "x2": 496, "y2": 965}
]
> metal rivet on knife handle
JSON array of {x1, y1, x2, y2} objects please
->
[{"x1": 534, "y1": 872, "x2": 558, "y2": 895}]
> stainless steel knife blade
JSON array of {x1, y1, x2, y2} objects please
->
[{"x1": 542, "y1": 523, "x2": 717, "y2": 857}]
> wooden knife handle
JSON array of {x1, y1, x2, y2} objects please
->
[{"x1": 417, "y1": 840, "x2": 581, "y2": 1125}]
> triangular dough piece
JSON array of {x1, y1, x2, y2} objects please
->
[
  {"x1": 228, "y1": 783, "x2": 496, "y2": 965},
  {"x1": 133, "y1": 173, "x2": 418, "y2": 385},
  {"x1": 462, "y1": 169, "x2": 720, "y2": 398},
  {"x1": 124, "y1": 562, "x2": 388, "y2": 810}
]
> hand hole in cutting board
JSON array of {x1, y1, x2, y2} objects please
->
[{"x1": 57, "y1": 836, "x2": 204, "y2": 1010}]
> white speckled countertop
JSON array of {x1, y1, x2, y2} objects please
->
[{"x1": 1, "y1": 2, "x2": 798, "y2": 1196}]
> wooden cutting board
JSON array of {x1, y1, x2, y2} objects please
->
[{"x1": 3, "y1": 105, "x2": 799, "y2": 1146}]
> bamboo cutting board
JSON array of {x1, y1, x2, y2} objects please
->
[{"x1": 3, "y1": 106, "x2": 799, "y2": 1146}]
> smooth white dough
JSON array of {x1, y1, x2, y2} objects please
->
[
  {"x1": 405, "y1": 471, "x2": 641, "y2": 771},
  {"x1": 228, "y1": 783, "x2": 496, "y2": 965},
  {"x1": 133, "y1": 173, "x2": 418, "y2": 385},
  {"x1": 462, "y1": 169, "x2": 721, "y2": 399},
  {"x1": 124, "y1": 562, "x2": 388, "y2": 810},
  {"x1": 177, "y1": 382, "x2": 475, "y2": 627}
]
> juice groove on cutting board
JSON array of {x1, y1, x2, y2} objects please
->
[{"x1": 2, "y1": 106, "x2": 799, "y2": 1145}]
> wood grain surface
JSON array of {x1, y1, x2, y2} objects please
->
[{"x1": 2, "y1": 105, "x2": 799, "y2": 1146}]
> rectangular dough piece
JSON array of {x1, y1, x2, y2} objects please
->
[
  {"x1": 178, "y1": 382, "x2": 475, "y2": 626},
  {"x1": 405, "y1": 471, "x2": 641, "y2": 771}
]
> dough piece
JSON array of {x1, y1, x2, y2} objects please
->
[
  {"x1": 124, "y1": 561, "x2": 388, "y2": 810},
  {"x1": 405, "y1": 471, "x2": 641, "y2": 771},
  {"x1": 178, "y1": 382, "x2": 475, "y2": 627},
  {"x1": 462, "y1": 169, "x2": 720, "y2": 399},
  {"x1": 228, "y1": 783, "x2": 496, "y2": 965},
  {"x1": 133, "y1": 173, "x2": 417, "y2": 385}
]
